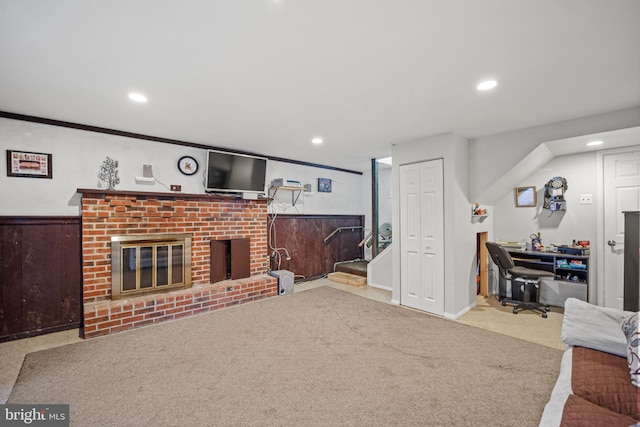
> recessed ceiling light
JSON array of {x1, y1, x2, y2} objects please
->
[
  {"x1": 128, "y1": 92, "x2": 148, "y2": 103},
  {"x1": 311, "y1": 137, "x2": 323, "y2": 144},
  {"x1": 477, "y1": 80, "x2": 498, "y2": 91},
  {"x1": 586, "y1": 140, "x2": 604, "y2": 146}
]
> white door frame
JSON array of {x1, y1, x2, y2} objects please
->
[{"x1": 596, "y1": 145, "x2": 640, "y2": 306}]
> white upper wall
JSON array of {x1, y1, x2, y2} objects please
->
[
  {"x1": 492, "y1": 151, "x2": 600, "y2": 301},
  {"x1": 469, "y1": 107, "x2": 640, "y2": 204},
  {"x1": 267, "y1": 161, "x2": 363, "y2": 215},
  {"x1": 0, "y1": 117, "x2": 364, "y2": 216},
  {"x1": 493, "y1": 151, "x2": 598, "y2": 246}
]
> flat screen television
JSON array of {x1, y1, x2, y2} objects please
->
[{"x1": 205, "y1": 149, "x2": 267, "y2": 195}]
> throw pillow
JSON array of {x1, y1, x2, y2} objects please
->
[
  {"x1": 561, "y1": 298, "x2": 632, "y2": 357},
  {"x1": 620, "y1": 312, "x2": 640, "y2": 387}
]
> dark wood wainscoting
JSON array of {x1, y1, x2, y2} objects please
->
[
  {"x1": 268, "y1": 215, "x2": 364, "y2": 281},
  {"x1": 0, "y1": 217, "x2": 82, "y2": 342}
]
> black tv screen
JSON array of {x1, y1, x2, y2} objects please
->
[{"x1": 205, "y1": 150, "x2": 267, "y2": 194}]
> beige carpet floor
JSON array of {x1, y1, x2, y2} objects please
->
[
  {"x1": 9, "y1": 286, "x2": 562, "y2": 426},
  {"x1": 457, "y1": 295, "x2": 566, "y2": 350}
]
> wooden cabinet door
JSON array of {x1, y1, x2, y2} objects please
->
[
  {"x1": 210, "y1": 240, "x2": 229, "y2": 283},
  {"x1": 230, "y1": 238, "x2": 250, "y2": 280},
  {"x1": 210, "y1": 238, "x2": 250, "y2": 283}
]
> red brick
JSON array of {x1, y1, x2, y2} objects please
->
[
  {"x1": 165, "y1": 307, "x2": 185, "y2": 315},
  {"x1": 85, "y1": 315, "x2": 109, "y2": 324},
  {"x1": 111, "y1": 310, "x2": 134, "y2": 320},
  {"x1": 96, "y1": 319, "x2": 122, "y2": 329}
]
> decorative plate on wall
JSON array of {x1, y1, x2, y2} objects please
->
[{"x1": 178, "y1": 156, "x2": 199, "y2": 176}]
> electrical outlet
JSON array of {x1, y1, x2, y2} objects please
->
[
  {"x1": 580, "y1": 194, "x2": 592, "y2": 204},
  {"x1": 170, "y1": 184, "x2": 182, "y2": 192}
]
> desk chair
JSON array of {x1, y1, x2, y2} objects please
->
[{"x1": 486, "y1": 242, "x2": 556, "y2": 318}]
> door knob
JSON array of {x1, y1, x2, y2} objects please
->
[{"x1": 607, "y1": 240, "x2": 617, "y2": 247}]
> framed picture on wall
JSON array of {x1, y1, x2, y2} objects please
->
[
  {"x1": 6, "y1": 150, "x2": 53, "y2": 179},
  {"x1": 318, "y1": 178, "x2": 332, "y2": 193},
  {"x1": 515, "y1": 186, "x2": 536, "y2": 207}
]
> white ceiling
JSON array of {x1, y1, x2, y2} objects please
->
[{"x1": 1, "y1": 0, "x2": 639, "y2": 172}]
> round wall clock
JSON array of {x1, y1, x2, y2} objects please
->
[{"x1": 178, "y1": 156, "x2": 199, "y2": 176}]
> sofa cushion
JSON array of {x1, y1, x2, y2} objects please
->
[
  {"x1": 560, "y1": 394, "x2": 638, "y2": 427},
  {"x1": 571, "y1": 346, "x2": 640, "y2": 421},
  {"x1": 561, "y1": 298, "x2": 632, "y2": 357},
  {"x1": 620, "y1": 312, "x2": 640, "y2": 387}
]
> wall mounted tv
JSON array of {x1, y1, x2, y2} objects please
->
[{"x1": 205, "y1": 149, "x2": 268, "y2": 195}]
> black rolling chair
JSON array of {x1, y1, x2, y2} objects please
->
[{"x1": 486, "y1": 242, "x2": 556, "y2": 318}]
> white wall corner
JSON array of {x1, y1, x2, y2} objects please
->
[{"x1": 444, "y1": 300, "x2": 476, "y2": 320}]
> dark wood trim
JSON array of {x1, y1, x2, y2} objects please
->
[
  {"x1": 76, "y1": 188, "x2": 269, "y2": 202},
  {"x1": 0, "y1": 111, "x2": 362, "y2": 176},
  {"x1": 267, "y1": 214, "x2": 364, "y2": 220},
  {"x1": 371, "y1": 158, "x2": 379, "y2": 258},
  {"x1": 0, "y1": 216, "x2": 80, "y2": 225},
  {"x1": 0, "y1": 323, "x2": 80, "y2": 344}
]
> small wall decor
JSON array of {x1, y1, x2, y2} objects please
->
[
  {"x1": 97, "y1": 156, "x2": 120, "y2": 190},
  {"x1": 6, "y1": 150, "x2": 52, "y2": 178},
  {"x1": 515, "y1": 186, "x2": 537, "y2": 207},
  {"x1": 178, "y1": 155, "x2": 198, "y2": 175},
  {"x1": 543, "y1": 176, "x2": 568, "y2": 211},
  {"x1": 318, "y1": 178, "x2": 332, "y2": 193}
]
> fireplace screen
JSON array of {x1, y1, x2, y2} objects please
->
[{"x1": 111, "y1": 234, "x2": 192, "y2": 299}]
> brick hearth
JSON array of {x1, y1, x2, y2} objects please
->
[{"x1": 78, "y1": 189, "x2": 277, "y2": 338}]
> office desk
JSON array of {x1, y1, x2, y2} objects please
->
[{"x1": 498, "y1": 250, "x2": 589, "y2": 306}]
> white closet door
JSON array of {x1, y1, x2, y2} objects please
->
[
  {"x1": 400, "y1": 159, "x2": 444, "y2": 315},
  {"x1": 603, "y1": 150, "x2": 640, "y2": 308}
]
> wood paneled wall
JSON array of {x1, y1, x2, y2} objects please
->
[
  {"x1": 0, "y1": 217, "x2": 81, "y2": 342},
  {"x1": 268, "y1": 215, "x2": 365, "y2": 280}
]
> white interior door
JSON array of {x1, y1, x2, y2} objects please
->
[
  {"x1": 400, "y1": 159, "x2": 444, "y2": 315},
  {"x1": 603, "y1": 150, "x2": 640, "y2": 309}
]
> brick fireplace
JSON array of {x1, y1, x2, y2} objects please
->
[{"x1": 78, "y1": 189, "x2": 277, "y2": 338}]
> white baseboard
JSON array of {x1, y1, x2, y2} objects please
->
[
  {"x1": 444, "y1": 301, "x2": 477, "y2": 320},
  {"x1": 367, "y1": 282, "x2": 392, "y2": 291}
]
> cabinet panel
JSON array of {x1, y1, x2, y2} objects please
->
[
  {"x1": 1, "y1": 225, "x2": 23, "y2": 335},
  {"x1": 22, "y1": 225, "x2": 62, "y2": 330},
  {"x1": 0, "y1": 217, "x2": 81, "y2": 342}
]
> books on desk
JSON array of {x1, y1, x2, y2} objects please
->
[
  {"x1": 556, "y1": 259, "x2": 587, "y2": 269},
  {"x1": 499, "y1": 241, "x2": 525, "y2": 251}
]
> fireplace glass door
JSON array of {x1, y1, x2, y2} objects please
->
[
  {"x1": 111, "y1": 234, "x2": 192, "y2": 299},
  {"x1": 121, "y1": 243, "x2": 184, "y2": 292}
]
